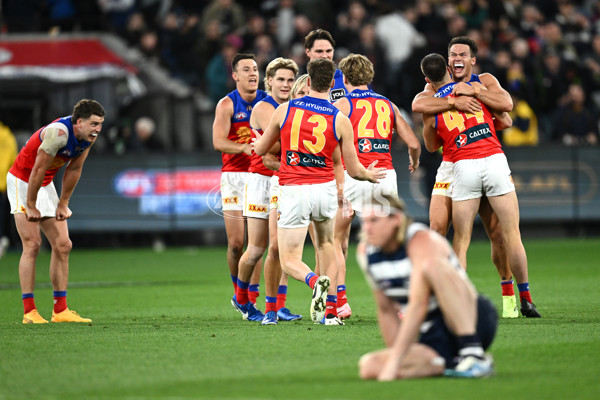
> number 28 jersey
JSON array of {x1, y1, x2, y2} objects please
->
[
  {"x1": 434, "y1": 82, "x2": 502, "y2": 162},
  {"x1": 346, "y1": 89, "x2": 396, "y2": 170},
  {"x1": 278, "y1": 96, "x2": 340, "y2": 186}
]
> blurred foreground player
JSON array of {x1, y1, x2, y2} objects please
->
[
  {"x1": 357, "y1": 194, "x2": 497, "y2": 380},
  {"x1": 7, "y1": 99, "x2": 105, "y2": 323}
]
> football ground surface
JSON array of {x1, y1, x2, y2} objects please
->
[{"x1": 1, "y1": 238, "x2": 599, "y2": 400}]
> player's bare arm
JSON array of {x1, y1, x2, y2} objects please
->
[
  {"x1": 377, "y1": 255, "x2": 431, "y2": 381},
  {"x1": 57, "y1": 148, "x2": 91, "y2": 221},
  {"x1": 422, "y1": 114, "x2": 443, "y2": 153},
  {"x1": 412, "y1": 83, "x2": 481, "y2": 114},
  {"x1": 212, "y1": 96, "x2": 251, "y2": 156},
  {"x1": 254, "y1": 103, "x2": 287, "y2": 156},
  {"x1": 373, "y1": 288, "x2": 401, "y2": 347},
  {"x1": 453, "y1": 74, "x2": 513, "y2": 112},
  {"x1": 392, "y1": 103, "x2": 421, "y2": 173},
  {"x1": 261, "y1": 141, "x2": 281, "y2": 171},
  {"x1": 492, "y1": 110, "x2": 513, "y2": 131}
]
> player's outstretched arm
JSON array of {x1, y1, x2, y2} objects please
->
[
  {"x1": 254, "y1": 103, "x2": 287, "y2": 156},
  {"x1": 412, "y1": 83, "x2": 481, "y2": 114},
  {"x1": 453, "y1": 74, "x2": 513, "y2": 112}
]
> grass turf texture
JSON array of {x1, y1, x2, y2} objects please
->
[{"x1": 1, "y1": 238, "x2": 599, "y2": 400}]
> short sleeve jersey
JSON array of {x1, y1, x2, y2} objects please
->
[
  {"x1": 249, "y1": 95, "x2": 279, "y2": 177},
  {"x1": 346, "y1": 89, "x2": 396, "y2": 170},
  {"x1": 278, "y1": 96, "x2": 340, "y2": 186},
  {"x1": 9, "y1": 116, "x2": 91, "y2": 186},
  {"x1": 221, "y1": 89, "x2": 268, "y2": 172}
]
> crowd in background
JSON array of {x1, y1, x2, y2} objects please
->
[{"x1": 1, "y1": 0, "x2": 600, "y2": 147}]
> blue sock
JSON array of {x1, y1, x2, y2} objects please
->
[
  {"x1": 517, "y1": 282, "x2": 530, "y2": 293},
  {"x1": 304, "y1": 272, "x2": 317, "y2": 287}
]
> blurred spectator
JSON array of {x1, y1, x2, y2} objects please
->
[
  {"x1": 123, "y1": 12, "x2": 147, "y2": 47},
  {"x1": 137, "y1": 0, "x2": 172, "y2": 29},
  {"x1": 554, "y1": 83, "x2": 599, "y2": 146},
  {"x1": 98, "y1": 0, "x2": 136, "y2": 36},
  {"x1": 241, "y1": 14, "x2": 268, "y2": 52},
  {"x1": 274, "y1": 0, "x2": 297, "y2": 52},
  {"x1": 201, "y1": 0, "x2": 245, "y2": 36},
  {"x1": 1, "y1": 0, "x2": 43, "y2": 32},
  {"x1": 126, "y1": 117, "x2": 164, "y2": 152},
  {"x1": 0, "y1": 120, "x2": 17, "y2": 258},
  {"x1": 46, "y1": 0, "x2": 77, "y2": 32},
  {"x1": 535, "y1": 51, "x2": 570, "y2": 140},
  {"x1": 205, "y1": 41, "x2": 238, "y2": 104},
  {"x1": 253, "y1": 34, "x2": 278, "y2": 76},
  {"x1": 502, "y1": 91, "x2": 539, "y2": 147}
]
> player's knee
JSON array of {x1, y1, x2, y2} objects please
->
[
  {"x1": 358, "y1": 353, "x2": 377, "y2": 380},
  {"x1": 22, "y1": 237, "x2": 42, "y2": 256},
  {"x1": 227, "y1": 240, "x2": 245, "y2": 257},
  {"x1": 245, "y1": 245, "x2": 266, "y2": 265},
  {"x1": 54, "y1": 238, "x2": 72, "y2": 256}
]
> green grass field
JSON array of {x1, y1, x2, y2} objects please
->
[{"x1": 1, "y1": 238, "x2": 599, "y2": 400}]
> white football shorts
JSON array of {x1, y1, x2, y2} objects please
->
[
  {"x1": 6, "y1": 172, "x2": 59, "y2": 217},
  {"x1": 243, "y1": 172, "x2": 271, "y2": 219},
  {"x1": 452, "y1": 153, "x2": 515, "y2": 201},
  {"x1": 431, "y1": 161, "x2": 454, "y2": 197},
  {"x1": 220, "y1": 171, "x2": 248, "y2": 211},
  {"x1": 344, "y1": 169, "x2": 398, "y2": 214},
  {"x1": 277, "y1": 180, "x2": 337, "y2": 229}
]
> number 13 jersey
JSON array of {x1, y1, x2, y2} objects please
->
[{"x1": 279, "y1": 96, "x2": 340, "y2": 186}]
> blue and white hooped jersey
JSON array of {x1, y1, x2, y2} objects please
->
[{"x1": 365, "y1": 222, "x2": 463, "y2": 321}]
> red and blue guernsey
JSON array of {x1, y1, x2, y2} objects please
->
[
  {"x1": 9, "y1": 116, "x2": 91, "y2": 186},
  {"x1": 433, "y1": 78, "x2": 502, "y2": 163},
  {"x1": 279, "y1": 96, "x2": 340, "y2": 186},
  {"x1": 222, "y1": 89, "x2": 268, "y2": 172},
  {"x1": 249, "y1": 95, "x2": 279, "y2": 177},
  {"x1": 346, "y1": 89, "x2": 396, "y2": 170},
  {"x1": 328, "y1": 69, "x2": 348, "y2": 103}
]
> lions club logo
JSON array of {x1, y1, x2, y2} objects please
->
[
  {"x1": 358, "y1": 139, "x2": 372, "y2": 152},
  {"x1": 456, "y1": 134, "x2": 468, "y2": 148},
  {"x1": 236, "y1": 126, "x2": 251, "y2": 143},
  {"x1": 287, "y1": 152, "x2": 299, "y2": 165}
]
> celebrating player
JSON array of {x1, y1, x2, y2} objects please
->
[
  {"x1": 332, "y1": 53, "x2": 421, "y2": 319},
  {"x1": 254, "y1": 59, "x2": 386, "y2": 325},
  {"x1": 212, "y1": 53, "x2": 268, "y2": 308},
  {"x1": 420, "y1": 53, "x2": 540, "y2": 318}
]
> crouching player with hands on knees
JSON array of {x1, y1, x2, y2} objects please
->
[
  {"x1": 356, "y1": 194, "x2": 497, "y2": 380},
  {"x1": 7, "y1": 99, "x2": 105, "y2": 324}
]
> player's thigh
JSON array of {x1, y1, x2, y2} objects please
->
[
  {"x1": 451, "y1": 198, "x2": 480, "y2": 233},
  {"x1": 486, "y1": 191, "x2": 520, "y2": 231},
  {"x1": 13, "y1": 213, "x2": 41, "y2": 246},
  {"x1": 277, "y1": 226, "x2": 309, "y2": 261},
  {"x1": 223, "y1": 210, "x2": 245, "y2": 245},
  {"x1": 333, "y1": 207, "x2": 353, "y2": 245},
  {"x1": 312, "y1": 217, "x2": 335, "y2": 247},
  {"x1": 40, "y1": 218, "x2": 70, "y2": 249},
  {"x1": 246, "y1": 217, "x2": 269, "y2": 248}
]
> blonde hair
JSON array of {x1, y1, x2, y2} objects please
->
[
  {"x1": 360, "y1": 194, "x2": 412, "y2": 245},
  {"x1": 263, "y1": 57, "x2": 299, "y2": 92},
  {"x1": 289, "y1": 73, "x2": 309, "y2": 99},
  {"x1": 338, "y1": 53, "x2": 374, "y2": 86}
]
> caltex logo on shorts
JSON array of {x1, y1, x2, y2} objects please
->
[
  {"x1": 359, "y1": 139, "x2": 372, "y2": 152},
  {"x1": 456, "y1": 134, "x2": 468, "y2": 148},
  {"x1": 287, "y1": 152, "x2": 300, "y2": 165}
]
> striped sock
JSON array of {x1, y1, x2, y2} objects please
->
[
  {"x1": 236, "y1": 280, "x2": 250, "y2": 305},
  {"x1": 457, "y1": 334, "x2": 484, "y2": 359},
  {"x1": 336, "y1": 285, "x2": 347, "y2": 307},
  {"x1": 53, "y1": 291, "x2": 67, "y2": 313},
  {"x1": 22, "y1": 293, "x2": 36, "y2": 314},
  {"x1": 276, "y1": 285, "x2": 287, "y2": 311},
  {"x1": 265, "y1": 296, "x2": 277, "y2": 313},
  {"x1": 305, "y1": 272, "x2": 318, "y2": 289},
  {"x1": 501, "y1": 280, "x2": 515, "y2": 296},
  {"x1": 517, "y1": 282, "x2": 532, "y2": 303},
  {"x1": 326, "y1": 295, "x2": 338, "y2": 317}
]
